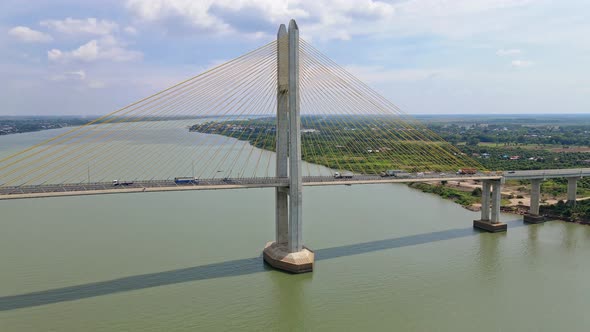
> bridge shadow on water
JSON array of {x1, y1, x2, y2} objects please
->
[{"x1": 0, "y1": 220, "x2": 526, "y2": 311}]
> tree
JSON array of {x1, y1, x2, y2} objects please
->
[{"x1": 466, "y1": 136, "x2": 480, "y2": 146}]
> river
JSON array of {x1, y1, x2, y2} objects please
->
[{"x1": 1, "y1": 123, "x2": 590, "y2": 331}]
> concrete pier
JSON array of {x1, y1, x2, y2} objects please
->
[
  {"x1": 287, "y1": 19, "x2": 303, "y2": 254},
  {"x1": 275, "y1": 24, "x2": 289, "y2": 245},
  {"x1": 524, "y1": 179, "x2": 545, "y2": 224},
  {"x1": 474, "y1": 180, "x2": 507, "y2": 232},
  {"x1": 567, "y1": 177, "x2": 579, "y2": 206},
  {"x1": 264, "y1": 20, "x2": 314, "y2": 273}
]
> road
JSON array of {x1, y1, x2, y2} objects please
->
[
  {"x1": 1, "y1": 168, "x2": 587, "y2": 200},
  {"x1": 0, "y1": 173, "x2": 501, "y2": 200}
]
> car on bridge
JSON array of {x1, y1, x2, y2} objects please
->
[{"x1": 112, "y1": 180, "x2": 134, "y2": 186}]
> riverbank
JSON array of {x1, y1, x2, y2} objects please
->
[{"x1": 408, "y1": 180, "x2": 590, "y2": 225}]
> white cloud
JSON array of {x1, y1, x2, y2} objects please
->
[
  {"x1": 124, "y1": 0, "x2": 538, "y2": 40},
  {"x1": 124, "y1": 26, "x2": 138, "y2": 35},
  {"x1": 48, "y1": 69, "x2": 107, "y2": 89},
  {"x1": 87, "y1": 80, "x2": 106, "y2": 89},
  {"x1": 48, "y1": 37, "x2": 143, "y2": 63},
  {"x1": 344, "y1": 65, "x2": 458, "y2": 84},
  {"x1": 511, "y1": 59, "x2": 534, "y2": 67},
  {"x1": 40, "y1": 17, "x2": 119, "y2": 35},
  {"x1": 47, "y1": 49, "x2": 63, "y2": 61},
  {"x1": 126, "y1": 0, "x2": 231, "y2": 33},
  {"x1": 8, "y1": 26, "x2": 53, "y2": 43},
  {"x1": 126, "y1": 0, "x2": 310, "y2": 25},
  {"x1": 50, "y1": 70, "x2": 87, "y2": 81},
  {"x1": 496, "y1": 48, "x2": 522, "y2": 56}
]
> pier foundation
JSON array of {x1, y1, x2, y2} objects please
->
[
  {"x1": 263, "y1": 242, "x2": 314, "y2": 274},
  {"x1": 474, "y1": 180, "x2": 507, "y2": 232}
]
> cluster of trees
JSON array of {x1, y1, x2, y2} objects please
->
[
  {"x1": 459, "y1": 146, "x2": 590, "y2": 171},
  {"x1": 427, "y1": 123, "x2": 590, "y2": 147},
  {"x1": 0, "y1": 117, "x2": 91, "y2": 135},
  {"x1": 540, "y1": 200, "x2": 590, "y2": 222}
]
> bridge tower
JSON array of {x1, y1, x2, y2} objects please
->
[{"x1": 263, "y1": 20, "x2": 315, "y2": 273}]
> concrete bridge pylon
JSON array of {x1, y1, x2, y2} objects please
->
[{"x1": 263, "y1": 20, "x2": 314, "y2": 273}]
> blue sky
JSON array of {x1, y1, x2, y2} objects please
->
[{"x1": 1, "y1": 0, "x2": 588, "y2": 115}]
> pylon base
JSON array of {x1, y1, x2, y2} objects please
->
[
  {"x1": 523, "y1": 214, "x2": 545, "y2": 224},
  {"x1": 473, "y1": 220, "x2": 507, "y2": 233},
  {"x1": 263, "y1": 241, "x2": 314, "y2": 274}
]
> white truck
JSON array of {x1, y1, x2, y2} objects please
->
[{"x1": 334, "y1": 172, "x2": 353, "y2": 179}]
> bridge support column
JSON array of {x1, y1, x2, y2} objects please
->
[
  {"x1": 274, "y1": 24, "x2": 289, "y2": 246},
  {"x1": 474, "y1": 180, "x2": 507, "y2": 232},
  {"x1": 524, "y1": 179, "x2": 545, "y2": 224},
  {"x1": 567, "y1": 177, "x2": 579, "y2": 207},
  {"x1": 480, "y1": 181, "x2": 491, "y2": 221},
  {"x1": 263, "y1": 20, "x2": 314, "y2": 274}
]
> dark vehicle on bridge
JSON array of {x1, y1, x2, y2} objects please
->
[
  {"x1": 112, "y1": 180, "x2": 134, "y2": 186},
  {"x1": 380, "y1": 170, "x2": 404, "y2": 177},
  {"x1": 174, "y1": 177, "x2": 199, "y2": 184},
  {"x1": 380, "y1": 170, "x2": 410, "y2": 178},
  {"x1": 222, "y1": 177, "x2": 237, "y2": 184}
]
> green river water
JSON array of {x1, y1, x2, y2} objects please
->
[{"x1": 1, "y1": 124, "x2": 590, "y2": 331}]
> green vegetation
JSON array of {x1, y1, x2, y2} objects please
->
[
  {"x1": 409, "y1": 182, "x2": 480, "y2": 207},
  {"x1": 541, "y1": 200, "x2": 590, "y2": 223},
  {"x1": 502, "y1": 178, "x2": 590, "y2": 200},
  {"x1": 189, "y1": 114, "x2": 590, "y2": 212},
  {"x1": 190, "y1": 115, "x2": 478, "y2": 173},
  {"x1": 421, "y1": 113, "x2": 590, "y2": 147},
  {"x1": 409, "y1": 182, "x2": 511, "y2": 207},
  {"x1": 190, "y1": 114, "x2": 590, "y2": 174},
  {"x1": 459, "y1": 145, "x2": 590, "y2": 171},
  {"x1": 541, "y1": 178, "x2": 590, "y2": 198},
  {"x1": 0, "y1": 116, "x2": 93, "y2": 135},
  {"x1": 423, "y1": 114, "x2": 590, "y2": 171}
]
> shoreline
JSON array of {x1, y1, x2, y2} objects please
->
[{"x1": 408, "y1": 181, "x2": 590, "y2": 226}]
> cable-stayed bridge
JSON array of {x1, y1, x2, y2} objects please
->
[{"x1": 1, "y1": 20, "x2": 587, "y2": 272}]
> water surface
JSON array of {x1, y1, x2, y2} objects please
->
[{"x1": 1, "y1": 126, "x2": 590, "y2": 331}]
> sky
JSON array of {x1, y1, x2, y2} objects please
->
[{"x1": 0, "y1": 0, "x2": 589, "y2": 116}]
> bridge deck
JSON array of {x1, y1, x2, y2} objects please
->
[
  {"x1": 0, "y1": 174, "x2": 501, "y2": 200},
  {"x1": 2, "y1": 168, "x2": 589, "y2": 201},
  {"x1": 502, "y1": 168, "x2": 590, "y2": 180}
]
